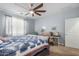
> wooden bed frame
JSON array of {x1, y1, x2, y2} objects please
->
[{"x1": 25, "y1": 45, "x2": 49, "y2": 56}]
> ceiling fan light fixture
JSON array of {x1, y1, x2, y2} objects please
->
[
  {"x1": 24, "y1": 3, "x2": 46, "y2": 16},
  {"x1": 30, "y1": 11, "x2": 34, "y2": 14}
]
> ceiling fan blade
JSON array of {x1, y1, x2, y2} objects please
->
[
  {"x1": 25, "y1": 12, "x2": 29, "y2": 15},
  {"x1": 35, "y1": 12, "x2": 41, "y2": 16},
  {"x1": 35, "y1": 10, "x2": 46, "y2": 12},
  {"x1": 29, "y1": 3, "x2": 33, "y2": 10},
  {"x1": 31, "y1": 3, "x2": 33, "y2": 7},
  {"x1": 33, "y1": 3, "x2": 43, "y2": 10},
  {"x1": 32, "y1": 13, "x2": 34, "y2": 16}
]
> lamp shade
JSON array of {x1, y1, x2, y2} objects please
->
[{"x1": 42, "y1": 26, "x2": 46, "y2": 30}]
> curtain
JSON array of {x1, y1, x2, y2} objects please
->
[
  {"x1": 5, "y1": 15, "x2": 25, "y2": 36},
  {"x1": 12, "y1": 17, "x2": 25, "y2": 36},
  {"x1": 5, "y1": 15, "x2": 12, "y2": 36}
]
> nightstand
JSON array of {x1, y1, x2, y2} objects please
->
[
  {"x1": 49, "y1": 36, "x2": 60, "y2": 46},
  {"x1": 48, "y1": 32, "x2": 60, "y2": 46}
]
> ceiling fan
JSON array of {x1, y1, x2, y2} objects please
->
[{"x1": 26, "y1": 3, "x2": 46, "y2": 16}]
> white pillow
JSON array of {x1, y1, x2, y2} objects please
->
[
  {"x1": 0, "y1": 40, "x2": 3, "y2": 44},
  {"x1": 38, "y1": 36, "x2": 48, "y2": 40}
]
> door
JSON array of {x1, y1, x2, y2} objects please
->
[{"x1": 65, "y1": 18, "x2": 79, "y2": 48}]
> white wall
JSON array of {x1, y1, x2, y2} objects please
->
[
  {"x1": 35, "y1": 7, "x2": 79, "y2": 44},
  {"x1": 24, "y1": 19, "x2": 35, "y2": 34},
  {"x1": 35, "y1": 13, "x2": 65, "y2": 43},
  {"x1": 0, "y1": 13, "x2": 6, "y2": 36}
]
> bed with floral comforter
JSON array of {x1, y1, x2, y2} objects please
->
[{"x1": 0, "y1": 35, "x2": 48, "y2": 56}]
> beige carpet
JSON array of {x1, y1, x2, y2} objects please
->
[{"x1": 49, "y1": 46, "x2": 79, "y2": 56}]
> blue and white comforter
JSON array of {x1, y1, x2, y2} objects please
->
[{"x1": 0, "y1": 35, "x2": 48, "y2": 56}]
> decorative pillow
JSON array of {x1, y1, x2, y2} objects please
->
[
  {"x1": 41, "y1": 32, "x2": 50, "y2": 36},
  {"x1": 0, "y1": 40, "x2": 3, "y2": 44},
  {"x1": 38, "y1": 36, "x2": 48, "y2": 41},
  {"x1": 0, "y1": 36, "x2": 7, "y2": 42}
]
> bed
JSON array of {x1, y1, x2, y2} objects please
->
[{"x1": 0, "y1": 35, "x2": 49, "y2": 56}]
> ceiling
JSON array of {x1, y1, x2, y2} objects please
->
[{"x1": 0, "y1": 3, "x2": 79, "y2": 19}]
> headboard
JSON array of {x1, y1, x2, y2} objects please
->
[
  {"x1": 41, "y1": 32, "x2": 60, "y2": 37},
  {"x1": 41, "y1": 32, "x2": 52, "y2": 36}
]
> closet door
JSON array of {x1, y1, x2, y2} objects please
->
[{"x1": 65, "y1": 18, "x2": 79, "y2": 48}]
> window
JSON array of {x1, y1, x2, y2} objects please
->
[
  {"x1": 12, "y1": 17, "x2": 25, "y2": 36},
  {"x1": 5, "y1": 16, "x2": 12, "y2": 35},
  {"x1": 5, "y1": 16, "x2": 25, "y2": 36}
]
